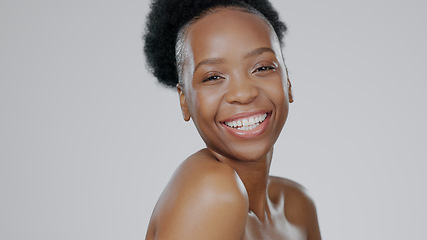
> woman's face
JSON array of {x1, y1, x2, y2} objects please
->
[{"x1": 177, "y1": 8, "x2": 292, "y2": 162}]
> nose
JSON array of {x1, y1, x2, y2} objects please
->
[{"x1": 224, "y1": 75, "x2": 259, "y2": 104}]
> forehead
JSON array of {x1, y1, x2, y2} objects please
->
[{"x1": 184, "y1": 8, "x2": 279, "y2": 60}]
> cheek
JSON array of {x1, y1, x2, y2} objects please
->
[
  {"x1": 265, "y1": 81, "x2": 289, "y2": 123},
  {"x1": 275, "y1": 89, "x2": 288, "y2": 115},
  {"x1": 190, "y1": 88, "x2": 222, "y2": 123},
  {"x1": 265, "y1": 79, "x2": 287, "y2": 105}
]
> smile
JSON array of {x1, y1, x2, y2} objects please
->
[
  {"x1": 221, "y1": 112, "x2": 271, "y2": 138},
  {"x1": 224, "y1": 113, "x2": 268, "y2": 131}
]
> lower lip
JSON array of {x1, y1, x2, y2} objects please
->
[{"x1": 222, "y1": 114, "x2": 271, "y2": 139}]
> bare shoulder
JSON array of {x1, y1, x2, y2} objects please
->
[
  {"x1": 268, "y1": 176, "x2": 321, "y2": 240},
  {"x1": 268, "y1": 176, "x2": 315, "y2": 207},
  {"x1": 146, "y1": 149, "x2": 249, "y2": 240}
]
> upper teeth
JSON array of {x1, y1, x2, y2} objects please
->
[{"x1": 224, "y1": 113, "x2": 268, "y2": 129}]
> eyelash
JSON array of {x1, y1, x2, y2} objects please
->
[
  {"x1": 201, "y1": 65, "x2": 277, "y2": 82},
  {"x1": 254, "y1": 65, "x2": 276, "y2": 73},
  {"x1": 202, "y1": 75, "x2": 223, "y2": 82}
]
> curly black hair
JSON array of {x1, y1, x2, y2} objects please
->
[{"x1": 143, "y1": 0, "x2": 287, "y2": 88}]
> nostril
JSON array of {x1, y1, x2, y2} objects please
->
[{"x1": 225, "y1": 82, "x2": 259, "y2": 104}]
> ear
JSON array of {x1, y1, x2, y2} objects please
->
[
  {"x1": 284, "y1": 65, "x2": 294, "y2": 103},
  {"x1": 176, "y1": 83, "x2": 191, "y2": 121},
  {"x1": 287, "y1": 76, "x2": 294, "y2": 103}
]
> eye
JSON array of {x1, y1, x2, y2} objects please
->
[
  {"x1": 254, "y1": 65, "x2": 277, "y2": 73},
  {"x1": 202, "y1": 74, "x2": 223, "y2": 82}
]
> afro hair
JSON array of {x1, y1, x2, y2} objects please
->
[{"x1": 143, "y1": 0, "x2": 287, "y2": 88}]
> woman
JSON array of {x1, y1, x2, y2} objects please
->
[{"x1": 143, "y1": 0, "x2": 321, "y2": 239}]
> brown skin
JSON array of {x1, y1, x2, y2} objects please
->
[{"x1": 145, "y1": 8, "x2": 321, "y2": 240}]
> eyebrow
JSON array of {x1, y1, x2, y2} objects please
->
[
  {"x1": 193, "y1": 47, "x2": 276, "y2": 73},
  {"x1": 194, "y1": 58, "x2": 225, "y2": 73},
  {"x1": 243, "y1": 47, "x2": 276, "y2": 59}
]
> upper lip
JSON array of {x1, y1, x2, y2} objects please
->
[{"x1": 220, "y1": 110, "x2": 271, "y2": 123}]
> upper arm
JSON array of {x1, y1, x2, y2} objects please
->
[
  {"x1": 154, "y1": 166, "x2": 248, "y2": 240},
  {"x1": 271, "y1": 177, "x2": 321, "y2": 240},
  {"x1": 302, "y1": 192, "x2": 321, "y2": 240},
  {"x1": 289, "y1": 184, "x2": 321, "y2": 240}
]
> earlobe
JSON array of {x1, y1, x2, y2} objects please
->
[
  {"x1": 287, "y1": 76, "x2": 294, "y2": 103},
  {"x1": 176, "y1": 83, "x2": 191, "y2": 121},
  {"x1": 284, "y1": 64, "x2": 294, "y2": 103}
]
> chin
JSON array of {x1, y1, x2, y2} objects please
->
[{"x1": 211, "y1": 142, "x2": 274, "y2": 163}]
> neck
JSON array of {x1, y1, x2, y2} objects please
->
[{"x1": 208, "y1": 148, "x2": 273, "y2": 221}]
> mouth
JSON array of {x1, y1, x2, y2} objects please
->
[
  {"x1": 221, "y1": 112, "x2": 271, "y2": 138},
  {"x1": 223, "y1": 113, "x2": 268, "y2": 130}
]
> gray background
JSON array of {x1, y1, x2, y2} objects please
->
[{"x1": 1, "y1": 0, "x2": 426, "y2": 239}]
